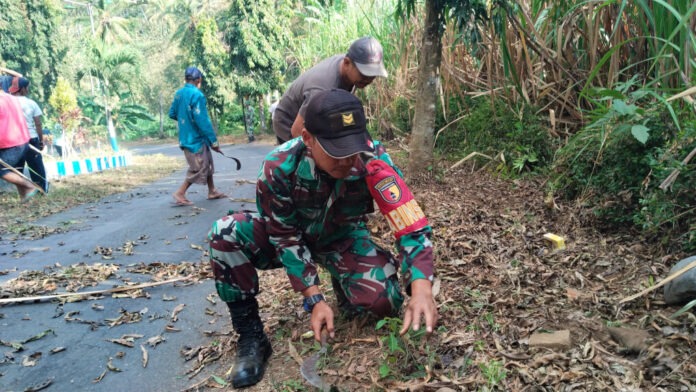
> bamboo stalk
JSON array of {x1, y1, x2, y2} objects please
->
[
  {"x1": 659, "y1": 145, "x2": 696, "y2": 191},
  {"x1": 618, "y1": 260, "x2": 696, "y2": 304},
  {"x1": 666, "y1": 86, "x2": 696, "y2": 102},
  {"x1": 0, "y1": 275, "x2": 192, "y2": 305},
  {"x1": 448, "y1": 151, "x2": 493, "y2": 172}
]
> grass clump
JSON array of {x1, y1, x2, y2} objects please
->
[
  {"x1": 434, "y1": 97, "x2": 554, "y2": 174},
  {"x1": 551, "y1": 83, "x2": 696, "y2": 251}
]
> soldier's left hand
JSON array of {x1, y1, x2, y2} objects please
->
[{"x1": 400, "y1": 279, "x2": 438, "y2": 335}]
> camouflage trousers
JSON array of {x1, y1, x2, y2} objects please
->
[{"x1": 209, "y1": 212, "x2": 404, "y2": 317}]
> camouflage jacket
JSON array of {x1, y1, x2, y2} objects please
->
[{"x1": 257, "y1": 138, "x2": 434, "y2": 293}]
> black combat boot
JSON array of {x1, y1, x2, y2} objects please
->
[{"x1": 227, "y1": 298, "x2": 272, "y2": 388}]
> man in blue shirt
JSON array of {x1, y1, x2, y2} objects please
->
[{"x1": 169, "y1": 67, "x2": 225, "y2": 206}]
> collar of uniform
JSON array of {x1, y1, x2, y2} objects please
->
[
  {"x1": 296, "y1": 146, "x2": 322, "y2": 182},
  {"x1": 296, "y1": 154, "x2": 317, "y2": 181}
]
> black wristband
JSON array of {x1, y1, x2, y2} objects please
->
[{"x1": 302, "y1": 294, "x2": 325, "y2": 313}]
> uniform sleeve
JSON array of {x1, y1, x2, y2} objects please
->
[
  {"x1": 372, "y1": 142, "x2": 434, "y2": 293},
  {"x1": 256, "y1": 155, "x2": 319, "y2": 292},
  {"x1": 191, "y1": 93, "x2": 218, "y2": 147}
]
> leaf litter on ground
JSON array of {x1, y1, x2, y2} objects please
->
[
  {"x1": 3, "y1": 145, "x2": 694, "y2": 391},
  {"x1": 181, "y1": 161, "x2": 695, "y2": 391}
]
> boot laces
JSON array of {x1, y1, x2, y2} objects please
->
[{"x1": 237, "y1": 327, "x2": 265, "y2": 357}]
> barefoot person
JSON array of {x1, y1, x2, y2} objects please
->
[
  {"x1": 0, "y1": 89, "x2": 38, "y2": 201},
  {"x1": 209, "y1": 89, "x2": 437, "y2": 388},
  {"x1": 168, "y1": 66, "x2": 225, "y2": 205}
]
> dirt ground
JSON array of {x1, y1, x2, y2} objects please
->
[
  {"x1": 180, "y1": 164, "x2": 694, "y2": 391},
  {"x1": 2, "y1": 144, "x2": 694, "y2": 391}
]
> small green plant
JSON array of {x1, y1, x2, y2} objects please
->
[
  {"x1": 647, "y1": 275, "x2": 655, "y2": 287},
  {"x1": 605, "y1": 320, "x2": 622, "y2": 327},
  {"x1": 483, "y1": 312, "x2": 500, "y2": 332},
  {"x1": 274, "y1": 378, "x2": 307, "y2": 391},
  {"x1": 512, "y1": 148, "x2": 539, "y2": 173},
  {"x1": 479, "y1": 360, "x2": 507, "y2": 388},
  {"x1": 375, "y1": 317, "x2": 430, "y2": 380},
  {"x1": 671, "y1": 299, "x2": 696, "y2": 319}
]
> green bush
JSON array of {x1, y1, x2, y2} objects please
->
[
  {"x1": 218, "y1": 103, "x2": 245, "y2": 135},
  {"x1": 434, "y1": 97, "x2": 553, "y2": 173},
  {"x1": 552, "y1": 84, "x2": 696, "y2": 251}
]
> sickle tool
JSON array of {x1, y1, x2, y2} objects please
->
[
  {"x1": 300, "y1": 329, "x2": 337, "y2": 391},
  {"x1": 216, "y1": 151, "x2": 241, "y2": 170}
]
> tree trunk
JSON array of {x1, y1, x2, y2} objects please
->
[
  {"x1": 407, "y1": 0, "x2": 443, "y2": 176},
  {"x1": 158, "y1": 92, "x2": 165, "y2": 139}
]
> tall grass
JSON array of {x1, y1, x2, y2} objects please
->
[
  {"x1": 285, "y1": 0, "x2": 419, "y2": 138},
  {"x1": 287, "y1": 0, "x2": 400, "y2": 74}
]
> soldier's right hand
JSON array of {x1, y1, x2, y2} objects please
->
[{"x1": 310, "y1": 302, "x2": 335, "y2": 342}]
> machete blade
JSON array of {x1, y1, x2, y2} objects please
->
[{"x1": 300, "y1": 329, "x2": 335, "y2": 391}]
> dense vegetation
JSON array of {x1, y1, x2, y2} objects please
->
[{"x1": 1, "y1": 1, "x2": 694, "y2": 253}]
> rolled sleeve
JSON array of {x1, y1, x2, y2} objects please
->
[{"x1": 397, "y1": 227, "x2": 434, "y2": 295}]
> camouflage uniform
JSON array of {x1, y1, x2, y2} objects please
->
[{"x1": 209, "y1": 139, "x2": 434, "y2": 316}]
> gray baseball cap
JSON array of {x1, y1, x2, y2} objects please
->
[{"x1": 346, "y1": 37, "x2": 388, "y2": 78}]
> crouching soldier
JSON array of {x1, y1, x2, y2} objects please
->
[{"x1": 208, "y1": 89, "x2": 438, "y2": 388}]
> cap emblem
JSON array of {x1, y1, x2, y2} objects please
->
[{"x1": 341, "y1": 112, "x2": 355, "y2": 127}]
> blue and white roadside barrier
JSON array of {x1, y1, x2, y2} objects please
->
[{"x1": 45, "y1": 155, "x2": 130, "y2": 179}]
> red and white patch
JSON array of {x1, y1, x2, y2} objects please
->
[{"x1": 374, "y1": 176, "x2": 402, "y2": 204}]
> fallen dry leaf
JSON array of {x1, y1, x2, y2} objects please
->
[
  {"x1": 23, "y1": 377, "x2": 54, "y2": 392},
  {"x1": 146, "y1": 335, "x2": 166, "y2": 348},
  {"x1": 171, "y1": 303, "x2": 185, "y2": 322},
  {"x1": 141, "y1": 344, "x2": 148, "y2": 368},
  {"x1": 21, "y1": 352, "x2": 42, "y2": 367},
  {"x1": 93, "y1": 370, "x2": 107, "y2": 383},
  {"x1": 106, "y1": 357, "x2": 122, "y2": 372}
]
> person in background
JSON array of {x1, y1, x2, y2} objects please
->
[
  {"x1": 10, "y1": 76, "x2": 48, "y2": 193},
  {"x1": 272, "y1": 36, "x2": 388, "y2": 144},
  {"x1": 0, "y1": 89, "x2": 38, "y2": 200},
  {"x1": 244, "y1": 99, "x2": 256, "y2": 143},
  {"x1": 268, "y1": 97, "x2": 278, "y2": 121},
  {"x1": 209, "y1": 89, "x2": 437, "y2": 388},
  {"x1": 168, "y1": 66, "x2": 225, "y2": 206},
  {"x1": 1, "y1": 74, "x2": 13, "y2": 93}
]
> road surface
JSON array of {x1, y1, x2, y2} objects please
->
[{"x1": 0, "y1": 142, "x2": 274, "y2": 392}]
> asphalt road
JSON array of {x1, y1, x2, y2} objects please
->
[{"x1": 0, "y1": 142, "x2": 275, "y2": 392}]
